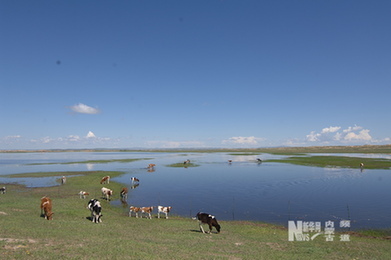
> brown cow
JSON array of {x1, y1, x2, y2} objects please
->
[
  {"x1": 40, "y1": 196, "x2": 54, "y2": 220},
  {"x1": 120, "y1": 187, "x2": 128, "y2": 201},
  {"x1": 147, "y1": 163, "x2": 156, "y2": 169},
  {"x1": 140, "y1": 206, "x2": 154, "y2": 219},
  {"x1": 100, "y1": 176, "x2": 110, "y2": 184},
  {"x1": 129, "y1": 206, "x2": 141, "y2": 218},
  {"x1": 158, "y1": 206, "x2": 172, "y2": 219}
]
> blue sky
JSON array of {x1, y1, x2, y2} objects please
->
[{"x1": 1, "y1": 0, "x2": 390, "y2": 149}]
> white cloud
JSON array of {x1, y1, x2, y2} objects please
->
[
  {"x1": 4, "y1": 135, "x2": 21, "y2": 140},
  {"x1": 0, "y1": 135, "x2": 22, "y2": 147},
  {"x1": 222, "y1": 136, "x2": 264, "y2": 145},
  {"x1": 66, "y1": 135, "x2": 81, "y2": 142},
  {"x1": 343, "y1": 125, "x2": 362, "y2": 133},
  {"x1": 25, "y1": 132, "x2": 112, "y2": 148},
  {"x1": 306, "y1": 131, "x2": 321, "y2": 142},
  {"x1": 86, "y1": 131, "x2": 96, "y2": 138},
  {"x1": 321, "y1": 126, "x2": 341, "y2": 134},
  {"x1": 70, "y1": 103, "x2": 100, "y2": 114},
  {"x1": 145, "y1": 140, "x2": 205, "y2": 148},
  {"x1": 306, "y1": 125, "x2": 376, "y2": 144},
  {"x1": 344, "y1": 129, "x2": 372, "y2": 141}
]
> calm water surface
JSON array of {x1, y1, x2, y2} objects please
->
[{"x1": 1, "y1": 152, "x2": 390, "y2": 230}]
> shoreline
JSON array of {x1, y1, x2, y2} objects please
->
[{"x1": 1, "y1": 144, "x2": 391, "y2": 154}]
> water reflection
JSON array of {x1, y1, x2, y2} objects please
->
[{"x1": 86, "y1": 163, "x2": 94, "y2": 171}]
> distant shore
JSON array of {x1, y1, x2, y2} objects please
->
[{"x1": 1, "y1": 144, "x2": 391, "y2": 154}]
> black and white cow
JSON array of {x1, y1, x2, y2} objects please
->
[
  {"x1": 87, "y1": 199, "x2": 102, "y2": 223},
  {"x1": 196, "y1": 212, "x2": 221, "y2": 233},
  {"x1": 0, "y1": 186, "x2": 5, "y2": 194}
]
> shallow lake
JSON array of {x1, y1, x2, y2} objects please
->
[{"x1": 1, "y1": 152, "x2": 390, "y2": 230}]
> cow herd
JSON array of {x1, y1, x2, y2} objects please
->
[
  {"x1": 30, "y1": 172, "x2": 221, "y2": 233},
  {"x1": 3, "y1": 160, "x2": 369, "y2": 234}
]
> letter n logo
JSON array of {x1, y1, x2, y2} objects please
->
[{"x1": 288, "y1": 221, "x2": 305, "y2": 241}]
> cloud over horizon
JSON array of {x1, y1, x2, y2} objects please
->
[
  {"x1": 0, "y1": 131, "x2": 113, "y2": 149},
  {"x1": 222, "y1": 136, "x2": 264, "y2": 146},
  {"x1": 305, "y1": 125, "x2": 383, "y2": 144},
  {"x1": 1, "y1": 126, "x2": 390, "y2": 150},
  {"x1": 69, "y1": 103, "x2": 100, "y2": 114},
  {"x1": 145, "y1": 140, "x2": 205, "y2": 148}
]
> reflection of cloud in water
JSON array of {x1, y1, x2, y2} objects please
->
[
  {"x1": 322, "y1": 167, "x2": 365, "y2": 180},
  {"x1": 86, "y1": 163, "x2": 94, "y2": 171},
  {"x1": 228, "y1": 154, "x2": 289, "y2": 162},
  {"x1": 229, "y1": 156, "x2": 258, "y2": 162}
]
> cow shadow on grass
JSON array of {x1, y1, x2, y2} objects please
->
[
  {"x1": 189, "y1": 229, "x2": 219, "y2": 234},
  {"x1": 86, "y1": 216, "x2": 103, "y2": 222}
]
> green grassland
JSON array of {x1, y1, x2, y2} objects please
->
[
  {"x1": 1, "y1": 170, "x2": 391, "y2": 259},
  {"x1": 166, "y1": 162, "x2": 200, "y2": 168},
  {"x1": 266, "y1": 155, "x2": 391, "y2": 169}
]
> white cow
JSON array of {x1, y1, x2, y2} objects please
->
[
  {"x1": 101, "y1": 187, "x2": 113, "y2": 201},
  {"x1": 78, "y1": 191, "x2": 89, "y2": 199}
]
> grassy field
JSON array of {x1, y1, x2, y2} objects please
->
[
  {"x1": 166, "y1": 162, "x2": 200, "y2": 168},
  {"x1": 1, "y1": 170, "x2": 391, "y2": 259},
  {"x1": 266, "y1": 155, "x2": 391, "y2": 169}
]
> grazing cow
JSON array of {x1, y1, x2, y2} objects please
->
[
  {"x1": 40, "y1": 196, "x2": 54, "y2": 220},
  {"x1": 148, "y1": 163, "x2": 156, "y2": 168},
  {"x1": 131, "y1": 177, "x2": 139, "y2": 184},
  {"x1": 87, "y1": 199, "x2": 102, "y2": 223},
  {"x1": 157, "y1": 206, "x2": 172, "y2": 219},
  {"x1": 100, "y1": 176, "x2": 110, "y2": 184},
  {"x1": 78, "y1": 191, "x2": 89, "y2": 199},
  {"x1": 61, "y1": 176, "x2": 66, "y2": 184},
  {"x1": 101, "y1": 187, "x2": 113, "y2": 201},
  {"x1": 129, "y1": 206, "x2": 141, "y2": 218},
  {"x1": 0, "y1": 186, "x2": 5, "y2": 194},
  {"x1": 120, "y1": 187, "x2": 128, "y2": 201},
  {"x1": 196, "y1": 212, "x2": 221, "y2": 233},
  {"x1": 140, "y1": 206, "x2": 154, "y2": 219},
  {"x1": 184, "y1": 159, "x2": 191, "y2": 164}
]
